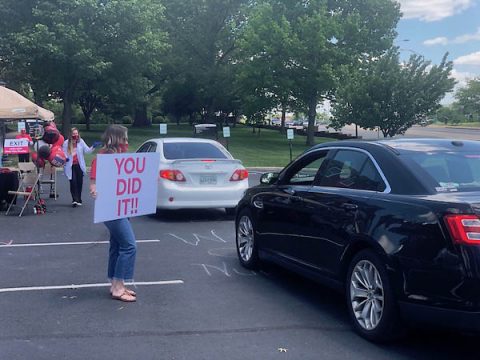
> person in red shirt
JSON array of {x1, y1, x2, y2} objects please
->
[
  {"x1": 15, "y1": 128, "x2": 33, "y2": 162},
  {"x1": 90, "y1": 125, "x2": 137, "y2": 302}
]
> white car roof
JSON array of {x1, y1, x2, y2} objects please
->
[
  {"x1": 149, "y1": 137, "x2": 221, "y2": 145},
  {"x1": 140, "y1": 137, "x2": 235, "y2": 159}
]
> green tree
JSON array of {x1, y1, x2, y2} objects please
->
[
  {"x1": 161, "y1": 79, "x2": 199, "y2": 125},
  {"x1": 160, "y1": 0, "x2": 248, "y2": 124},
  {"x1": 436, "y1": 105, "x2": 463, "y2": 125},
  {"x1": 0, "y1": 0, "x2": 167, "y2": 134},
  {"x1": 331, "y1": 50, "x2": 455, "y2": 137},
  {"x1": 455, "y1": 77, "x2": 480, "y2": 121},
  {"x1": 237, "y1": 0, "x2": 401, "y2": 145},
  {"x1": 235, "y1": 2, "x2": 297, "y2": 133}
]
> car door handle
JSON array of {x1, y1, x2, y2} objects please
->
[
  {"x1": 290, "y1": 195, "x2": 303, "y2": 203},
  {"x1": 283, "y1": 188, "x2": 296, "y2": 196},
  {"x1": 341, "y1": 203, "x2": 358, "y2": 211}
]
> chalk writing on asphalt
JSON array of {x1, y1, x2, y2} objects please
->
[
  {"x1": 166, "y1": 230, "x2": 228, "y2": 246},
  {"x1": 192, "y1": 262, "x2": 256, "y2": 277},
  {"x1": 207, "y1": 247, "x2": 237, "y2": 258}
]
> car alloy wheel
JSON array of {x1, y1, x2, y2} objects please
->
[
  {"x1": 346, "y1": 250, "x2": 403, "y2": 342},
  {"x1": 236, "y1": 210, "x2": 259, "y2": 269},
  {"x1": 350, "y1": 260, "x2": 384, "y2": 331},
  {"x1": 237, "y1": 215, "x2": 254, "y2": 262}
]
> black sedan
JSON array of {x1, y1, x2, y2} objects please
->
[{"x1": 235, "y1": 139, "x2": 480, "y2": 342}]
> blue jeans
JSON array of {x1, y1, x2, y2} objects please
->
[{"x1": 104, "y1": 218, "x2": 137, "y2": 281}]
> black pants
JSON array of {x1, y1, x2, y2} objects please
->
[
  {"x1": 70, "y1": 164, "x2": 84, "y2": 203},
  {"x1": 18, "y1": 153, "x2": 30, "y2": 162}
]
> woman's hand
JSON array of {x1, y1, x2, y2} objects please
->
[{"x1": 89, "y1": 183, "x2": 97, "y2": 199}]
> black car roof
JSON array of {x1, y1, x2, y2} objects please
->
[{"x1": 308, "y1": 138, "x2": 480, "y2": 154}]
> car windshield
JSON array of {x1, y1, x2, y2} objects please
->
[
  {"x1": 403, "y1": 151, "x2": 480, "y2": 192},
  {"x1": 163, "y1": 142, "x2": 228, "y2": 160}
]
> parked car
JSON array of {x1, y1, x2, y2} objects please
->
[
  {"x1": 270, "y1": 118, "x2": 281, "y2": 126},
  {"x1": 287, "y1": 120, "x2": 304, "y2": 130},
  {"x1": 137, "y1": 138, "x2": 248, "y2": 214},
  {"x1": 235, "y1": 138, "x2": 480, "y2": 341}
]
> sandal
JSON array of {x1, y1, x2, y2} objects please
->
[
  {"x1": 111, "y1": 291, "x2": 136, "y2": 302},
  {"x1": 110, "y1": 288, "x2": 136, "y2": 296}
]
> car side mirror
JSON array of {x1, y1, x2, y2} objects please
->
[{"x1": 260, "y1": 172, "x2": 279, "y2": 185}]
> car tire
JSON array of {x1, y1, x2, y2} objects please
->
[
  {"x1": 346, "y1": 249, "x2": 403, "y2": 342},
  {"x1": 225, "y1": 207, "x2": 236, "y2": 216},
  {"x1": 236, "y1": 209, "x2": 260, "y2": 270}
]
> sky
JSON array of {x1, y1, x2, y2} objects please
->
[{"x1": 396, "y1": 0, "x2": 480, "y2": 104}]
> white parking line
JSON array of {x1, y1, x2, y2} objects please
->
[
  {"x1": 0, "y1": 239, "x2": 160, "y2": 248},
  {"x1": 0, "y1": 280, "x2": 184, "y2": 293}
]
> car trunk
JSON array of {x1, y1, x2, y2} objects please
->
[
  {"x1": 417, "y1": 192, "x2": 480, "y2": 213},
  {"x1": 169, "y1": 159, "x2": 243, "y2": 187}
]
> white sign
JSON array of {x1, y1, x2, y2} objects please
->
[
  {"x1": 17, "y1": 121, "x2": 26, "y2": 132},
  {"x1": 160, "y1": 123, "x2": 167, "y2": 135},
  {"x1": 287, "y1": 129, "x2": 294, "y2": 140},
  {"x1": 4, "y1": 139, "x2": 29, "y2": 154},
  {"x1": 94, "y1": 153, "x2": 160, "y2": 223},
  {"x1": 223, "y1": 126, "x2": 231, "y2": 138}
]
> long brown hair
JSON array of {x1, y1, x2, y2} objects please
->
[
  {"x1": 67, "y1": 127, "x2": 80, "y2": 155},
  {"x1": 101, "y1": 125, "x2": 128, "y2": 153}
]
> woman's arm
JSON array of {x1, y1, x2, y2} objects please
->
[
  {"x1": 62, "y1": 140, "x2": 68, "y2": 154},
  {"x1": 82, "y1": 139, "x2": 95, "y2": 154}
]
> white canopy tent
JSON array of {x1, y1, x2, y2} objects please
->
[
  {"x1": 0, "y1": 86, "x2": 54, "y2": 121},
  {"x1": 0, "y1": 86, "x2": 55, "y2": 166}
]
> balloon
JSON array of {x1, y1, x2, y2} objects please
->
[
  {"x1": 47, "y1": 121, "x2": 57, "y2": 129},
  {"x1": 48, "y1": 146, "x2": 66, "y2": 167},
  {"x1": 31, "y1": 152, "x2": 46, "y2": 168},
  {"x1": 38, "y1": 145, "x2": 51, "y2": 160},
  {"x1": 43, "y1": 125, "x2": 60, "y2": 144},
  {"x1": 53, "y1": 134, "x2": 65, "y2": 148}
]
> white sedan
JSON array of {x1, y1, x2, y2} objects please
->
[{"x1": 136, "y1": 137, "x2": 249, "y2": 214}]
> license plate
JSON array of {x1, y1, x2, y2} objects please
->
[{"x1": 200, "y1": 175, "x2": 217, "y2": 185}]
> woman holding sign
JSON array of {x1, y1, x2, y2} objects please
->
[{"x1": 89, "y1": 125, "x2": 137, "y2": 302}]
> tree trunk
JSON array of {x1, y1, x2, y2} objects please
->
[
  {"x1": 280, "y1": 106, "x2": 286, "y2": 134},
  {"x1": 132, "y1": 103, "x2": 150, "y2": 127},
  {"x1": 61, "y1": 87, "x2": 74, "y2": 137},
  {"x1": 306, "y1": 95, "x2": 317, "y2": 146},
  {"x1": 79, "y1": 93, "x2": 99, "y2": 132},
  {"x1": 85, "y1": 115, "x2": 91, "y2": 131},
  {"x1": 233, "y1": 112, "x2": 240, "y2": 128}
]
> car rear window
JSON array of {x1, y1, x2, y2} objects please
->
[
  {"x1": 403, "y1": 152, "x2": 480, "y2": 192},
  {"x1": 163, "y1": 142, "x2": 228, "y2": 160}
]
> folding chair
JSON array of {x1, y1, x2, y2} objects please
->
[
  {"x1": 17, "y1": 162, "x2": 36, "y2": 174},
  {"x1": 40, "y1": 163, "x2": 58, "y2": 199},
  {"x1": 5, "y1": 170, "x2": 41, "y2": 217}
]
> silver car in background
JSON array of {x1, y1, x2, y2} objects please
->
[{"x1": 136, "y1": 138, "x2": 248, "y2": 214}]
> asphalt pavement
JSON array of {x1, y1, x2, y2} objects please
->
[{"x1": 1, "y1": 171, "x2": 480, "y2": 359}]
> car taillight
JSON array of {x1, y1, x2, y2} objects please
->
[
  {"x1": 444, "y1": 214, "x2": 480, "y2": 245},
  {"x1": 159, "y1": 169, "x2": 186, "y2": 182},
  {"x1": 230, "y1": 169, "x2": 248, "y2": 181}
]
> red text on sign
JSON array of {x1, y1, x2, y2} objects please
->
[
  {"x1": 116, "y1": 178, "x2": 142, "y2": 195},
  {"x1": 115, "y1": 157, "x2": 146, "y2": 175},
  {"x1": 117, "y1": 198, "x2": 139, "y2": 216}
]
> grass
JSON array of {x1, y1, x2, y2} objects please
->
[
  {"x1": 67, "y1": 123, "x2": 334, "y2": 168},
  {"x1": 445, "y1": 122, "x2": 480, "y2": 127}
]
